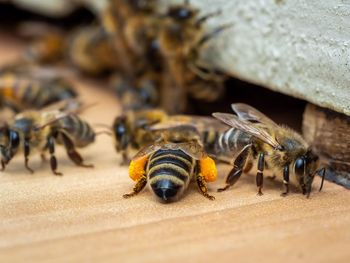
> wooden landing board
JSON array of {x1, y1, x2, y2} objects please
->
[{"x1": 0, "y1": 32, "x2": 349, "y2": 263}]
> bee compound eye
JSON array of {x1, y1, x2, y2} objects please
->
[
  {"x1": 294, "y1": 157, "x2": 305, "y2": 176},
  {"x1": 9, "y1": 131, "x2": 20, "y2": 148}
]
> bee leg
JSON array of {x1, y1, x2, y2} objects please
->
[
  {"x1": 48, "y1": 136, "x2": 62, "y2": 176},
  {"x1": 60, "y1": 133, "x2": 94, "y2": 168},
  {"x1": 197, "y1": 174, "x2": 215, "y2": 200},
  {"x1": 256, "y1": 153, "x2": 265, "y2": 196},
  {"x1": 40, "y1": 144, "x2": 48, "y2": 162},
  {"x1": 1, "y1": 160, "x2": 5, "y2": 171},
  {"x1": 120, "y1": 151, "x2": 129, "y2": 165},
  {"x1": 24, "y1": 139, "x2": 34, "y2": 174},
  {"x1": 217, "y1": 144, "x2": 250, "y2": 192},
  {"x1": 281, "y1": 165, "x2": 290, "y2": 197},
  {"x1": 123, "y1": 176, "x2": 147, "y2": 198}
]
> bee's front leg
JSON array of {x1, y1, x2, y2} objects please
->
[
  {"x1": 196, "y1": 174, "x2": 215, "y2": 200},
  {"x1": 120, "y1": 150, "x2": 130, "y2": 166},
  {"x1": 123, "y1": 176, "x2": 147, "y2": 198},
  {"x1": 256, "y1": 153, "x2": 265, "y2": 196},
  {"x1": 24, "y1": 138, "x2": 34, "y2": 174},
  {"x1": 281, "y1": 165, "x2": 289, "y2": 197},
  {"x1": 1, "y1": 160, "x2": 5, "y2": 171},
  {"x1": 48, "y1": 136, "x2": 62, "y2": 176},
  {"x1": 217, "y1": 144, "x2": 251, "y2": 192},
  {"x1": 60, "y1": 132, "x2": 94, "y2": 168}
]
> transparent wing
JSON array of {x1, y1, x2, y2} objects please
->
[
  {"x1": 231, "y1": 103, "x2": 278, "y2": 127},
  {"x1": 164, "y1": 141, "x2": 208, "y2": 160},
  {"x1": 132, "y1": 143, "x2": 163, "y2": 161},
  {"x1": 132, "y1": 141, "x2": 207, "y2": 161},
  {"x1": 212, "y1": 112, "x2": 281, "y2": 149}
]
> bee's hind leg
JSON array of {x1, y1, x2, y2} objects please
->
[
  {"x1": 281, "y1": 165, "x2": 289, "y2": 197},
  {"x1": 256, "y1": 153, "x2": 265, "y2": 196},
  {"x1": 60, "y1": 133, "x2": 94, "y2": 168},
  {"x1": 47, "y1": 136, "x2": 62, "y2": 176},
  {"x1": 123, "y1": 176, "x2": 147, "y2": 198},
  {"x1": 217, "y1": 144, "x2": 251, "y2": 192},
  {"x1": 197, "y1": 174, "x2": 215, "y2": 200},
  {"x1": 24, "y1": 139, "x2": 34, "y2": 174},
  {"x1": 1, "y1": 160, "x2": 5, "y2": 171}
]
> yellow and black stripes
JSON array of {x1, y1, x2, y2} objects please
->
[
  {"x1": 0, "y1": 73, "x2": 76, "y2": 111},
  {"x1": 147, "y1": 149, "x2": 195, "y2": 202},
  {"x1": 55, "y1": 114, "x2": 95, "y2": 148},
  {"x1": 217, "y1": 128, "x2": 252, "y2": 156}
]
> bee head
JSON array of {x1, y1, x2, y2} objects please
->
[
  {"x1": 0, "y1": 125, "x2": 20, "y2": 165},
  {"x1": 166, "y1": 4, "x2": 198, "y2": 21},
  {"x1": 294, "y1": 150, "x2": 320, "y2": 198},
  {"x1": 113, "y1": 116, "x2": 131, "y2": 152},
  {"x1": 126, "y1": 0, "x2": 156, "y2": 12}
]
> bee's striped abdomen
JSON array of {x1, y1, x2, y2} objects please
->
[
  {"x1": 217, "y1": 128, "x2": 252, "y2": 156},
  {"x1": 56, "y1": 115, "x2": 95, "y2": 147},
  {"x1": 0, "y1": 74, "x2": 76, "y2": 109},
  {"x1": 202, "y1": 129, "x2": 220, "y2": 156},
  {"x1": 148, "y1": 149, "x2": 194, "y2": 202}
]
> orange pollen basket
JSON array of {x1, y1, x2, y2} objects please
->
[
  {"x1": 128, "y1": 156, "x2": 148, "y2": 181},
  {"x1": 199, "y1": 157, "x2": 217, "y2": 182}
]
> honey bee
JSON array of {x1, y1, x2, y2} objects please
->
[
  {"x1": 66, "y1": 26, "x2": 120, "y2": 75},
  {"x1": 0, "y1": 70, "x2": 77, "y2": 113},
  {"x1": 158, "y1": 1, "x2": 229, "y2": 113},
  {"x1": 212, "y1": 103, "x2": 326, "y2": 197},
  {"x1": 19, "y1": 23, "x2": 65, "y2": 64},
  {"x1": 112, "y1": 108, "x2": 168, "y2": 164},
  {"x1": 0, "y1": 102, "x2": 95, "y2": 175},
  {"x1": 111, "y1": 71, "x2": 160, "y2": 111},
  {"x1": 123, "y1": 133, "x2": 217, "y2": 203},
  {"x1": 112, "y1": 108, "x2": 228, "y2": 164}
]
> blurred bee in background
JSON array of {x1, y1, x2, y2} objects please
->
[
  {"x1": 111, "y1": 71, "x2": 161, "y2": 111},
  {"x1": 123, "y1": 125, "x2": 217, "y2": 203},
  {"x1": 0, "y1": 101, "x2": 95, "y2": 175},
  {"x1": 18, "y1": 22, "x2": 65, "y2": 64},
  {"x1": 213, "y1": 103, "x2": 326, "y2": 197},
  {"x1": 103, "y1": 0, "x2": 165, "y2": 111},
  {"x1": 20, "y1": 21, "x2": 120, "y2": 75},
  {"x1": 0, "y1": 68, "x2": 77, "y2": 113},
  {"x1": 112, "y1": 108, "x2": 168, "y2": 164},
  {"x1": 158, "y1": 0, "x2": 230, "y2": 113},
  {"x1": 66, "y1": 25, "x2": 120, "y2": 75}
]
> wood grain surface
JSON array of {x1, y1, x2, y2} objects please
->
[{"x1": 0, "y1": 32, "x2": 350, "y2": 263}]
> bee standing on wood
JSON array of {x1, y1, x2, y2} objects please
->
[
  {"x1": 112, "y1": 108, "x2": 168, "y2": 164},
  {"x1": 123, "y1": 126, "x2": 217, "y2": 203},
  {"x1": 0, "y1": 70, "x2": 77, "y2": 112},
  {"x1": 213, "y1": 103, "x2": 326, "y2": 197},
  {"x1": 112, "y1": 108, "x2": 228, "y2": 165},
  {"x1": 0, "y1": 101, "x2": 95, "y2": 175}
]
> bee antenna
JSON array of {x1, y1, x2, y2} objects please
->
[
  {"x1": 95, "y1": 130, "x2": 113, "y2": 137},
  {"x1": 195, "y1": 10, "x2": 222, "y2": 27},
  {"x1": 93, "y1": 123, "x2": 111, "y2": 129},
  {"x1": 318, "y1": 167, "x2": 326, "y2": 192},
  {"x1": 197, "y1": 23, "x2": 233, "y2": 48}
]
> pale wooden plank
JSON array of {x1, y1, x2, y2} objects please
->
[{"x1": 0, "y1": 32, "x2": 349, "y2": 263}]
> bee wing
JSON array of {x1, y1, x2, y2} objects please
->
[
  {"x1": 212, "y1": 112, "x2": 281, "y2": 149},
  {"x1": 167, "y1": 141, "x2": 208, "y2": 160},
  {"x1": 32, "y1": 111, "x2": 70, "y2": 131},
  {"x1": 231, "y1": 103, "x2": 278, "y2": 127},
  {"x1": 132, "y1": 143, "x2": 163, "y2": 161}
]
